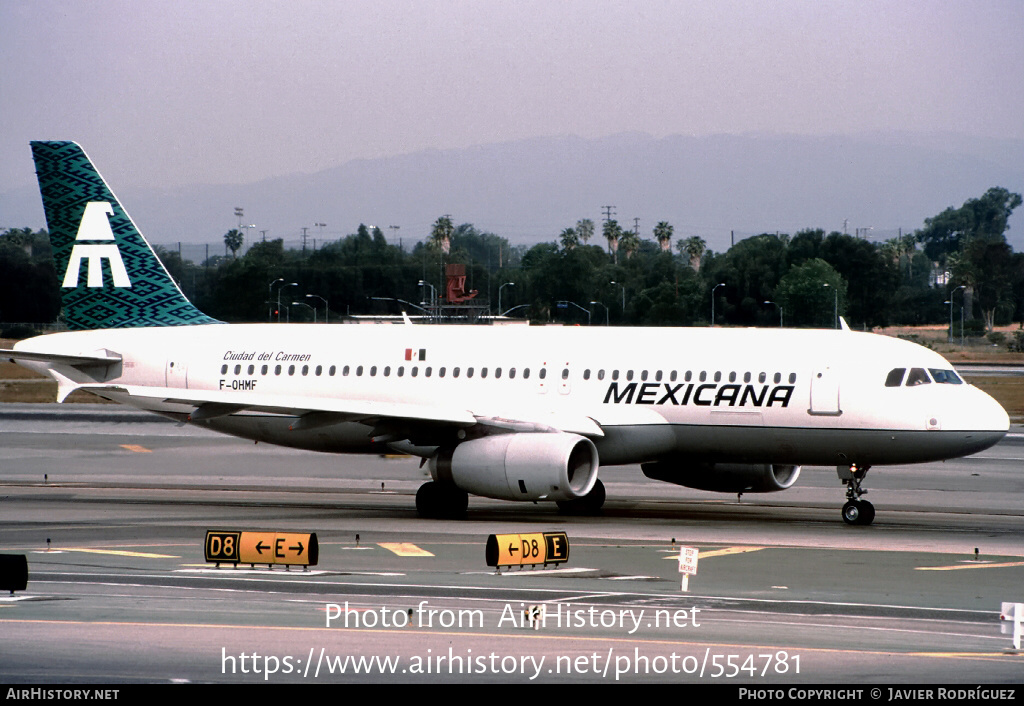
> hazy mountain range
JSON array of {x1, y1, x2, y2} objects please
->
[{"x1": 4, "y1": 132, "x2": 1023, "y2": 255}]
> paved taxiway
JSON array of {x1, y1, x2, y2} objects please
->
[{"x1": 1, "y1": 404, "x2": 1022, "y2": 684}]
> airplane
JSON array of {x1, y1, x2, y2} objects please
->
[{"x1": 2, "y1": 141, "x2": 1010, "y2": 526}]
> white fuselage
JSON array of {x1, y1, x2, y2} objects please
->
[{"x1": 14, "y1": 323, "x2": 1010, "y2": 469}]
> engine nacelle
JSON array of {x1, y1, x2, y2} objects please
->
[
  {"x1": 430, "y1": 433, "x2": 599, "y2": 502},
  {"x1": 641, "y1": 461, "x2": 801, "y2": 493}
]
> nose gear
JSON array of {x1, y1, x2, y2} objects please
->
[{"x1": 838, "y1": 464, "x2": 875, "y2": 525}]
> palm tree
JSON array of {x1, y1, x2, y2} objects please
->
[
  {"x1": 223, "y1": 229, "x2": 244, "y2": 258},
  {"x1": 619, "y1": 231, "x2": 641, "y2": 259},
  {"x1": 880, "y1": 238, "x2": 901, "y2": 264},
  {"x1": 678, "y1": 235, "x2": 706, "y2": 272},
  {"x1": 654, "y1": 221, "x2": 674, "y2": 252},
  {"x1": 603, "y1": 219, "x2": 621, "y2": 264},
  {"x1": 882, "y1": 234, "x2": 918, "y2": 277},
  {"x1": 429, "y1": 215, "x2": 453, "y2": 255},
  {"x1": 575, "y1": 218, "x2": 595, "y2": 245},
  {"x1": 559, "y1": 227, "x2": 579, "y2": 251}
]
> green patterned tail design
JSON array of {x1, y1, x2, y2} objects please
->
[{"x1": 31, "y1": 141, "x2": 220, "y2": 330}]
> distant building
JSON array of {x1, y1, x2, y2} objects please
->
[{"x1": 929, "y1": 265, "x2": 950, "y2": 288}]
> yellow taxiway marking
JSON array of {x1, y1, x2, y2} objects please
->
[
  {"x1": 664, "y1": 546, "x2": 766, "y2": 559},
  {"x1": 119, "y1": 444, "x2": 152, "y2": 453},
  {"x1": 916, "y1": 561, "x2": 1024, "y2": 572},
  {"x1": 61, "y1": 548, "x2": 180, "y2": 559},
  {"x1": 378, "y1": 543, "x2": 434, "y2": 557},
  {"x1": 913, "y1": 652, "x2": 1023, "y2": 658}
]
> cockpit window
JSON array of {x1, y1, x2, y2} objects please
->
[
  {"x1": 929, "y1": 368, "x2": 963, "y2": 384},
  {"x1": 905, "y1": 368, "x2": 931, "y2": 386},
  {"x1": 888, "y1": 366, "x2": 962, "y2": 387},
  {"x1": 885, "y1": 368, "x2": 906, "y2": 387}
]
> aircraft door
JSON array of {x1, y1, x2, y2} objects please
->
[
  {"x1": 809, "y1": 366, "x2": 840, "y2": 415},
  {"x1": 165, "y1": 357, "x2": 188, "y2": 388}
]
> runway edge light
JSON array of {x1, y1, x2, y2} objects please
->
[{"x1": 0, "y1": 554, "x2": 29, "y2": 594}]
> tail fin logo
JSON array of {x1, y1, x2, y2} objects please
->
[{"x1": 61, "y1": 202, "x2": 132, "y2": 288}]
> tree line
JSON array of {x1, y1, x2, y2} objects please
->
[{"x1": 2, "y1": 187, "x2": 1022, "y2": 336}]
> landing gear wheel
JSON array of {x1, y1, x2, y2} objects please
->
[
  {"x1": 841, "y1": 499, "x2": 875, "y2": 526},
  {"x1": 838, "y1": 464, "x2": 875, "y2": 526},
  {"x1": 556, "y1": 478, "x2": 606, "y2": 516},
  {"x1": 415, "y1": 481, "x2": 468, "y2": 519}
]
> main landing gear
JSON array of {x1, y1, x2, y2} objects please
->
[
  {"x1": 838, "y1": 464, "x2": 875, "y2": 526},
  {"x1": 415, "y1": 481, "x2": 468, "y2": 519}
]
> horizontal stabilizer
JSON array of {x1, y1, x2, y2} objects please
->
[{"x1": 0, "y1": 348, "x2": 122, "y2": 368}]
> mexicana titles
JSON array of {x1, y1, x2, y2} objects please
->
[{"x1": 603, "y1": 381, "x2": 794, "y2": 408}]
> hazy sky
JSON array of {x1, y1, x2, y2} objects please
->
[{"x1": 2, "y1": 0, "x2": 1023, "y2": 194}]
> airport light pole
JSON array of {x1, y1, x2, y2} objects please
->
[
  {"x1": 278, "y1": 282, "x2": 297, "y2": 323},
  {"x1": 711, "y1": 283, "x2": 724, "y2": 327},
  {"x1": 370, "y1": 296, "x2": 431, "y2": 316},
  {"x1": 558, "y1": 301, "x2": 591, "y2": 326},
  {"x1": 268, "y1": 278, "x2": 284, "y2": 322},
  {"x1": 498, "y1": 282, "x2": 514, "y2": 318},
  {"x1": 945, "y1": 299, "x2": 953, "y2": 344},
  {"x1": 949, "y1": 285, "x2": 966, "y2": 343},
  {"x1": 610, "y1": 281, "x2": 625, "y2": 316},
  {"x1": 306, "y1": 294, "x2": 329, "y2": 323},
  {"x1": 292, "y1": 301, "x2": 316, "y2": 323},
  {"x1": 418, "y1": 280, "x2": 437, "y2": 321},
  {"x1": 591, "y1": 301, "x2": 609, "y2": 326},
  {"x1": 823, "y1": 283, "x2": 838, "y2": 328},
  {"x1": 418, "y1": 280, "x2": 436, "y2": 304},
  {"x1": 764, "y1": 300, "x2": 783, "y2": 327},
  {"x1": 954, "y1": 303, "x2": 962, "y2": 348},
  {"x1": 501, "y1": 304, "x2": 529, "y2": 318}
]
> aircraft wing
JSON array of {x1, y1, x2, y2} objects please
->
[
  {"x1": 68, "y1": 383, "x2": 605, "y2": 439},
  {"x1": 6, "y1": 349, "x2": 607, "y2": 439},
  {"x1": 81, "y1": 384, "x2": 478, "y2": 425}
]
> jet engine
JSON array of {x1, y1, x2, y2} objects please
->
[
  {"x1": 429, "y1": 433, "x2": 599, "y2": 502},
  {"x1": 641, "y1": 461, "x2": 801, "y2": 493}
]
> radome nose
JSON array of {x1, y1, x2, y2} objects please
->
[
  {"x1": 958, "y1": 387, "x2": 1010, "y2": 455},
  {"x1": 976, "y1": 388, "x2": 1010, "y2": 434}
]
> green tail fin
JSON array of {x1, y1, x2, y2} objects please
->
[{"x1": 31, "y1": 140, "x2": 220, "y2": 330}]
